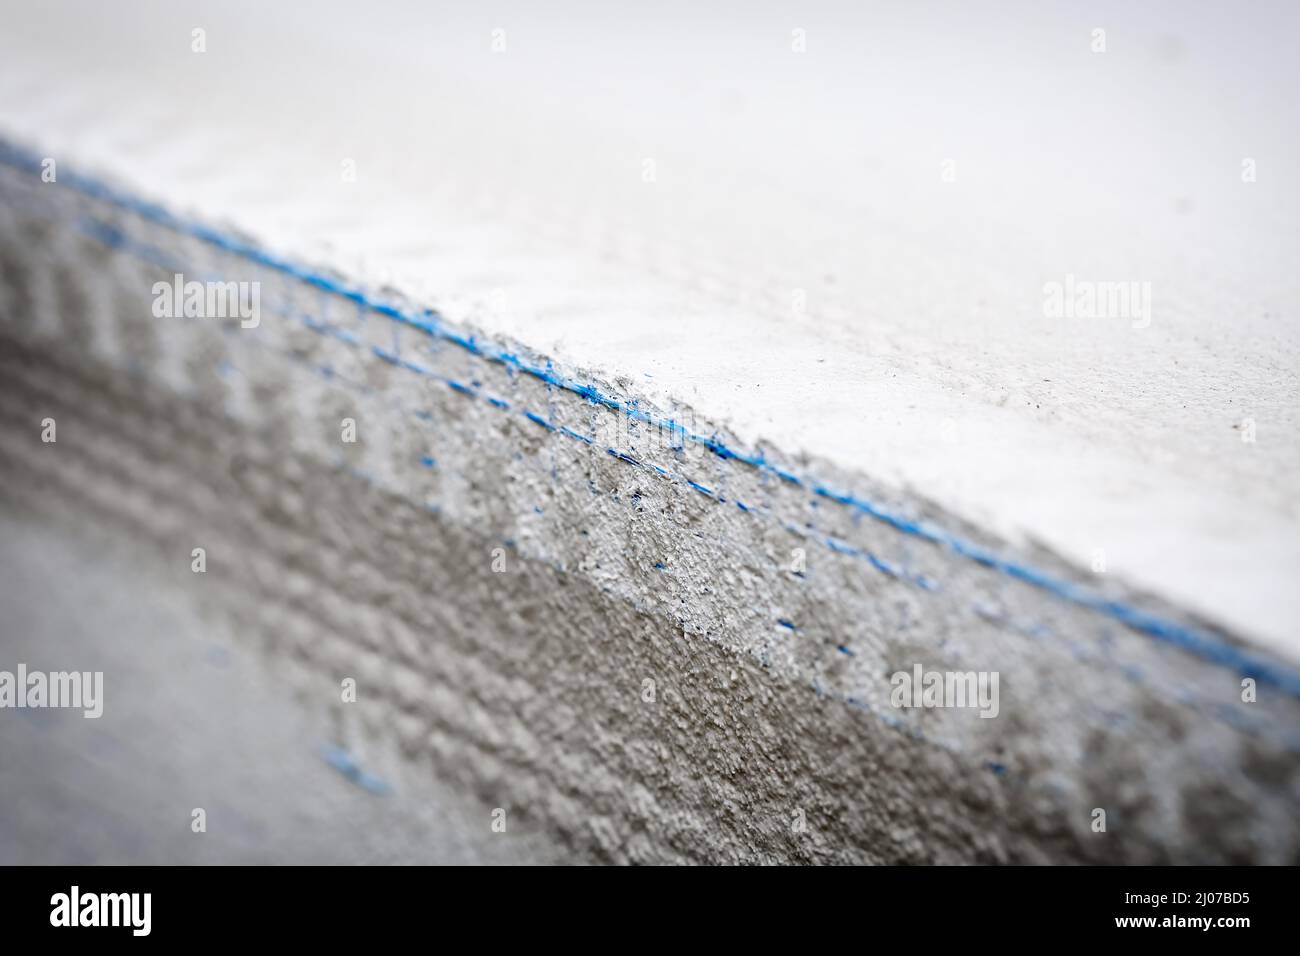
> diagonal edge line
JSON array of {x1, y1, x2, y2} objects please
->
[{"x1": 3, "y1": 137, "x2": 1299, "y2": 700}]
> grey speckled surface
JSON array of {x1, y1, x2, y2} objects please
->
[
  {"x1": 2, "y1": 0, "x2": 1299, "y2": 860},
  {"x1": 0, "y1": 512, "x2": 563, "y2": 865},
  {"x1": 1, "y1": 165, "x2": 1297, "y2": 861}
]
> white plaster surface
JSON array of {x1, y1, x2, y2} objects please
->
[{"x1": 2, "y1": 0, "x2": 1298, "y2": 654}]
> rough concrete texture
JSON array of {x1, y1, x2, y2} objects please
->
[
  {"x1": 4, "y1": 0, "x2": 1299, "y2": 654},
  {"x1": 1, "y1": 158, "x2": 1298, "y2": 863},
  {"x1": 0, "y1": 514, "x2": 564, "y2": 865}
]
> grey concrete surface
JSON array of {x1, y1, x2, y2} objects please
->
[
  {"x1": 0, "y1": 512, "x2": 563, "y2": 865},
  {"x1": 1, "y1": 1, "x2": 1298, "y2": 865},
  {"x1": 1, "y1": 168, "x2": 1297, "y2": 862}
]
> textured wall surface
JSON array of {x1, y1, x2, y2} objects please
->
[
  {"x1": 3, "y1": 0, "x2": 1299, "y2": 865},
  {"x1": 2, "y1": 152, "x2": 1297, "y2": 863},
  {"x1": 4, "y1": 0, "x2": 1298, "y2": 652}
]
